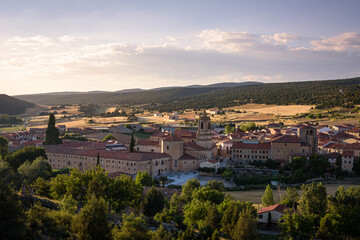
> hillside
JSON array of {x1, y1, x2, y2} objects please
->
[
  {"x1": 0, "y1": 94, "x2": 35, "y2": 115},
  {"x1": 14, "y1": 77, "x2": 360, "y2": 112},
  {"x1": 15, "y1": 81, "x2": 261, "y2": 105}
]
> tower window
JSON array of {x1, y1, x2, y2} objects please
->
[{"x1": 201, "y1": 122, "x2": 204, "y2": 129}]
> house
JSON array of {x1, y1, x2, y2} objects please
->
[
  {"x1": 57, "y1": 125, "x2": 66, "y2": 132},
  {"x1": 206, "y1": 109, "x2": 219, "y2": 115},
  {"x1": 153, "y1": 113, "x2": 162, "y2": 117},
  {"x1": 257, "y1": 204, "x2": 289, "y2": 225},
  {"x1": 200, "y1": 159, "x2": 220, "y2": 170},
  {"x1": 342, "y1": 151, "x2": 355, "y2": 173}
]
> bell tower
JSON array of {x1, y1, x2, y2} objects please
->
[{"x1": 196, "y1": 111, "x2": 214, "y2": 152}]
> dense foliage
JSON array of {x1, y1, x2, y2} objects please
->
[{"x1": 0, "y1": 94, "x2": 35, "y2": 115}]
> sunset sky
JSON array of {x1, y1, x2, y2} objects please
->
[{"x1": 1, "y1": 0, "x2": 360, "y2": 95}]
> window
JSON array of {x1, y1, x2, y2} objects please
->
[
  {"x1": 201, "y1": 122, "x2": 203, "y2": 129},
  {"x1": 258, "y1": 214, "x2": 263, "y2": 219},
  {"x1": 167, "y1": 146, "x2": 169, "y2": 150}
]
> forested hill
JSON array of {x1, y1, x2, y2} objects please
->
[
  {"x1": 14, "y1": 77, "x2": 360, "y2": 111},
  {"x1": 0, "y1": 94, "x2": 35, "y2": 115},
  {"x1": 154, "y1": 77, "x2": 360, "y2": 111},
  {"x1": 14, "y1": 81, "x2": 261, "y2": 105}
]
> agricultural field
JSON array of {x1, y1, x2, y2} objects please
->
[{"x1": 226, "y1": 183, "x2": 357, "y2": 204}]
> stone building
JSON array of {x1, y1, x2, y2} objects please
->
[
  {"x1": 231, "y1": 141, "x2": 271, "y2": 164},
  {"x1": 46, "y1": 112, "x2": 217, "y2": 176},
  {"x1": 45, "y1": 143, "x2": 170, "y2": 177}
]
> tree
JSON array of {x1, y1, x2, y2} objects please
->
[
  {"x1": 142, "y1": 186, "x2": 165, "y2": 217},
  {"x1": 183, "y1": 199, "x2": 212, "y2": 227},
  {"x1": 262, "y1": 184, "x2": 275, "y2": 207},
  {"x1": 4, "y1": 146, "x2": 47, "y2": 170},
  {"x1": 72, "y1": 195, "x2": 111, "y2": 240},
  {"x1": 231, "y1": 208, "x2": 257, "y2": 240},
  {"x1": 135, "y1": 170, "x2": 154, "y2": 186},
  {"x1": 97, "y1": 152, "x2": 100, "y2": 166},
  {"x1": 309, "y1": 154, "x2": 329, "y2": 177},
  {"x1": 26, "y1": 202, "x2": 72, "y2": 239},
  {"x1": 280, "y1": 187, "x2": 300, "y2": 208},
  {"x1": 102, "y1": 134, "x2": 117, "y2": 142},
  {"x1": 129, "y1": 131, "x2": 135, "y2": 152},
  {"x1": 300, "y1": 182, "x2": 327, "y2": 217},
  {"x1": 280, "y1": 212, "x2": 317, "y2": 240},
  {"x1": 112, "y1": 213, "x2": 151, "y2": 240},
  {"x1": 44, "y1": 113, "x2": 62, "y2": 145},
  {"x1": 151, "y1": 224, "x2": 173, "y2": 240},
  {"x1": 0, "y1": 136, "x2": 9, "y2": 160},
  {"x1": 18, "y1": 156, "x2": 52, "y2": 183},
  {"x1": 225, "y1": 124, "x2": 235, "y2": 133},
  {"x1": 181, "y1": 178, "x2": 201, "y2": 203},
  {"x1": 204, "y1": 204, "x2": 222, "y2": 231},
  {"x1": 154, "y1": 193, "x2": 184, "y2": 228},
  {"x1": 289, "y1": 156, "x2": 306, "y2": 173},
  {"x1": 108, "y1": 174, "x2": 143, "y2": 211},
  {"x1": 222, "y1": 169, "x2": 233, "y2": 181},
  {"x1": 206, "y1": 179, "x2": 225, "y2": 192},
  {"x1": 0, "y1": 181, "x2": 27, "y2": 239},
  {"x1": 31, "y1": 177, "x2": 51, "y2": 197},
  {"x1": 192, "y1": 186, "x2": 225, "y2": 205}
]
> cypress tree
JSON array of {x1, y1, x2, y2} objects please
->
[
  {"x1": 96, "y1": 152, "x2": 100, "y2": 166},
  {"x1": 44, "y1": 114, "x2": 62, "y2": 145},
  {"x1": 129, "y1": 131, "x2": 135, "y2": 153}
]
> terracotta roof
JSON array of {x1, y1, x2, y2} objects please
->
[
  {"x1": 137, "y1": 139, "x2": 160, "y2": 147},
  {"x1": 347, "y1": 127, "x2": 360, "y2": 133},
  {"x1": 45, "y1": 145, "x2": 169, "y2": 161},
  {"x1": 163, "y1": 135, "x2": 183, "y2": 142},
  {"x1": 232, "y1": 141, "x2": 271, "y2": 150},
  {"x1": 174, "y1": 128, "x2": 194, "y2": 137},
  {"x1": 271, "y1": 135, "x2": 301, "y2": 143},
  {"x1": 343, "y1": 151, "x2": 355, "y2": 157},
  {"x1": 185, "y1": 142, "x2": 206, "y2": 151},
  {"x1": 179, "y1": 153, "x2": 197, "y2": 160},
  {"x1": 257, "y1": 204, "x2": 289, "y2": 214},
  {"x1": 151, "y1": 131, "x2": 170, "y2": 138}
]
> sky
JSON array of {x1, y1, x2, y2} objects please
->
[{"x1": 1, "y1": 0, "x2": 360, "y2": 95}]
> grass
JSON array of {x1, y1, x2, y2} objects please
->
[
  {"x1": 226, "y1": 183, "x2": 357, "y2": 204},
  {"x1": 0, "y1": 126, "x2": 24, "y2": 132},
  {"x1": 124, "y1": 132, "x2": 152, "y2": 139}
]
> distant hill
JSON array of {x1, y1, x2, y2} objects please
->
[
  {"x1": 15, "y1": 81, "x2": 261, "y2": 105},
  {"x1": 13, "y1": 77, "x2": 360, "y2": 112},
  {"x1": 0, "y1": 94, "x2": 35, "y2": 115}
]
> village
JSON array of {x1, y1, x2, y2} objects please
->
[{"x1": 2, "y1": 106, "x2": 359, "y2": 182}]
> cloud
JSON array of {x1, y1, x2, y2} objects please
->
[
  {"x1": 310, "y1": 32, "x2": 360, "y2": 52},
  {"x1": 262, "y1": 33, "x2": 300, "y2": 45},
  {"x1": 4, "y1": 35, "x2": 56, "y2": 48},
  {"x1": 1, "y1": 30, "x2": 360, "y2": 94},
  {"x1": 196, "y1": 29, "x2": 260, "y2": 53},
  {"x1": 59, "y1": 35, "x2": 88, "y2": 42}
]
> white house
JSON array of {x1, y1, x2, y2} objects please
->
[
  {"x1": 257, "y1": 204, "x2": 288, "y2": 225},
  {"x1": 199, "y1": 159, "x2": 220, "y2": 170}
]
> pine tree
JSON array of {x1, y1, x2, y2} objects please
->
[
  {"x1": 44, "y1": 113, "x2": 62, "y2": 145},
  {"x1": 71, "y1": 195, "x2": 111, "y2": 240},
  {"x1": 142, "y1": 186, "x2": 165, "y2": 217},
  {"x1": 262, "y1": 184, "x2": 275, "y2": 207},
  {"x1": 129, "y1": 131, "x2": 135, "y2": 152},
  {"x1": 231, "y1": 208, "x2": 257, "y2": 240}
]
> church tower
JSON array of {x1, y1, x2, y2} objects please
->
[{"x1": 196, "y1": 111, "x2": 215, "y2": 154}]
